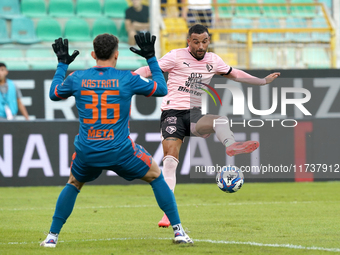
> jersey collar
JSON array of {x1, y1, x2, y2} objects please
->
[{"x1": 93, "y1": 65, "x2": 114, "y2": 68}]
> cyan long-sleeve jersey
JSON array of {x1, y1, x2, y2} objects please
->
[{"x1": 49, "y1": 56, "x2": 167, "y2": 154}]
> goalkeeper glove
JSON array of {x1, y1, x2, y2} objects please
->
[
  {"x1": 130, "y1": 32, "x2": 156, "y2": 59},
  {"x1": 52, "y1": 38, "x2": 79, "y2": 65}
]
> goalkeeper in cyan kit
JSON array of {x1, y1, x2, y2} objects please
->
[{"x1": 40, "y1": 33, "x2": 193, "y2": 247}]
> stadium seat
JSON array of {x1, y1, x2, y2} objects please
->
[
  {"x1": 118, "y1": 22, "x2": 129, "y2": 43},
  {"x1": 118, "y1": 42, "x2": 129, "y2": 49},
  {"x1": 65, "y1": 62, "x2": 88, "y2": 70},
  {"x1": 85, "y1": 49, "x2": 96, "y2": 66},
  {"x1": 162, "y1": 18, "x2": 187, "y2": 53},
  {"x1": 303, "y1": 47, "x2": 330, "y2": 68},
  {"x1": 251, "y1": 47, "x2": 277, "y2": 69},
  {"x1": 0, "y1": 48, "x2": 29, "y2": 70},
  {"x1": 285, "y1": 17, "x2": 311, "y2": 43},
  {"x1": 26, "y1": 47, "x2": 57, "y2": 70},
  {"x1": 262, "y1": 0, "x2": 288, "y2": 18},
  {"x1": 36, "y1": 18, "x2": 62, "y2": 42},
  {"x1": 311, "y1": 17, "x2": 330, "y2": 42},
  {"x1": 68, "y1": 54, "x2": 89, "y2": 70},
  {"x1": 1, "y1": 61, "x2": 30, "y2": 70},
  {"x1": 256, "y1": 18, "x2": 285, "y2": 43},
  {"x1": 104, "y1": 0, "x2": 129, "y2": 19},
  {"x1": 0, "y1": 19, "x2": 12, "y2": 43},
  {"x1": 215, "y1": 0, "x2": 233, "y2": 19},
  {"x1": 231, "y1": 18, "x2": 252, "y2": 42},
  {"x1": 119, "y1": 48, "x2": 139, "y2": 58},
  {"x1": 138, "y1": 57, "x2": 147, "y2": 67},
  {"x1": 11, "y1": 17, "x2": 41, "y2": 44},
  {"x1": 49, "y1": 0, "x2": 74, "y2": 17},
  {"x1": 234, "y1": 0, "x2": 262, "y2": 18},
  {"x1": 290, "y1": 0, "x2": 316, "y2": 18},
  {"x1": 92, "y1": 18, "x2": 118, "y2": 38},
  {"x1": 0, "y1": 0, "x2": 21, "y2": 19},
  {"x1": 21, "y1": 0, "x2": 47, "y2": 18},
  {"x1": 116, "y1": 49, "x2": 143, "y2": 70},
  {"x1": 76, "y1": 0, "x2": 102, "y2": 18},
  {"x1": 64, "y1": 18, "x2": 92, "y2": 41},
  {"x1": 284, "y1": 48, "x2": 297, "y2": 67}
]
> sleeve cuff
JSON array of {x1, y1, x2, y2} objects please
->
[
  {"x1": 147, "y1": 56, "x2": 157, "y2": 65},
  {"x1": 57, "y1": 62, "x2": 69, "y2": 71}
]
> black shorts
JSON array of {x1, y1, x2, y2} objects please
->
[{"x1": 160, "y1": 107, "x2": 207, "y2": 141}]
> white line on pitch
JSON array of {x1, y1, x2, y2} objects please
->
[
  {"x1": 0, "y1": 201, "x2": 318, "y2": 211},
  {"x1": 1, "y1": 237, "x2": 340, "y2": 252}
]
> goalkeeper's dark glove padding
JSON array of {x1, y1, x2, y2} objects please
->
[
  {"x1": 130, "y1": 32, "x2": 156, "y2": 59},
  {"x1": 52, "y1": 38, "x2": 79, "y2": 65}
]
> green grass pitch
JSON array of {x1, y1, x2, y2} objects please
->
[{"x1": 0, "y1": 182, "x2": 339, "y2": 254}]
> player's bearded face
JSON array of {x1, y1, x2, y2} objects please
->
[{"x1": 188, "y1": 32, "x2": 210, "y2": 60}]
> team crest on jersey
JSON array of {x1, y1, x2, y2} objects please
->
[
  {"x1": 206, "y1": 64, "x2": 213, "y2": 72},
  {"x1": 166, "y1": 117, "x2": 177, "y2": 124},
  {"x1": 166, "y1": 126, "x2": 177, "y2": 134}
]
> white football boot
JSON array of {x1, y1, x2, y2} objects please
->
[
  {"x1": 40, "y1": 232, "x2": 58, "y2": 247},
  {"x1": 173, "y1": 232, "x2": 194, "y2": 244}
]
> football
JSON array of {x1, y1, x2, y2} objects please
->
[{"x1": 216, "y1": 166, "x2": 244, "y2": 193}]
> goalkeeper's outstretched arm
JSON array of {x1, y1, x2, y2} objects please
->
[
  {"x1": 50, "y1": 38, "x2": 79, "y2": 101},
  {"x1": 130, "y1": 32, "x2": 167, "y2": 96},
  {"x1": 146, "y1": 57, "x2": 167, "y2": 97},
  {"x1": 49, "y1": 63, "x2": 70, "y2": 101}
]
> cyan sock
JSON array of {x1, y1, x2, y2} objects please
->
[
  {"x1": 150, "y1": 172, "x2": 180, "y2": 225},
  {"x1": 50, "y1": 183, "x2": 80, "y2": 234}
]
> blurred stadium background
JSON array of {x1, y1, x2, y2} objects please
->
[
  {"x1": 161, "y1": 0, "x2": 338, "y2": 69},
  {"x1": 0, "y1": 0, "x2": 338, "y2": 70}
]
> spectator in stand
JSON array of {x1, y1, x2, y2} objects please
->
[
  {"x1": 125, "y1": 0, "x2": 150, "y2": 45},
  {"x1": 181, "y1": 0, "x2": 218, "y2": 28},
  {"x1": 0, "y1": 62, "x2": 29, "y2": 120}
]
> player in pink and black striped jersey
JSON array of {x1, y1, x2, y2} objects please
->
[{"x1": 135, "y1": 24, "x2": 280, "y2": 228}]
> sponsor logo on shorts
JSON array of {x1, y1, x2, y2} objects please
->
[
  {"x1": 166, "y1": 117, "x2": 177, "y2": 124},
  {"x1": 166, "y1": 126, "x2": 177, "y2": 134}
]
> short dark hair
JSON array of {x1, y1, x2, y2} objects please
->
[
  {"x1": 0, "y1": 62, "x2": 6, "y2": 68},
  {"x1": 93, "y1": 34, "x2": 119, "y2": 60},
  {"x1": 188, "y1": 24, "x2": 209, "y2": 38}
]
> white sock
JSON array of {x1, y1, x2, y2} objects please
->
[
  {"x1": 172, "y1": 223, "x2": 185, "y2": 235},
  {"x1": 162, "y1": 155, "x2": 178, "y2": 192},
  {"x1": 213, "y1": 116, "x2": 235, "y2": 147},
  {"x1": 46, "y1": 232, "x2": 58, "y2": 242}
]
